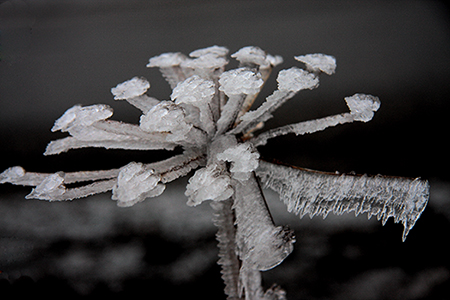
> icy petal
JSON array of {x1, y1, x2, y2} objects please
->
[
  {"x1": 139, "y1": 101, "x2": 191, "y2": 133},
  {"x1": 112, "y1": 162, "x2": 165, "y2": 207},
  {"x1": 219, "y1": 68, "x2": 264, "y2": 96},
  {"x1": 171, "y1": 75, "x2": 216, "y2": 104},
  {"x1": 277, "y1": 67, "x2": 319, "y2": 92},
  {"x1": 295, "y1": 54, "x2": 337, "y2": 75},
  {"x1": 51, "y1": 104, "x2": 113, "y2": 132},
  {"x1": 217, "y1": 143, "x2": 260, "y2": 181},
  {"x1": 185, "y1": 164, "x2": 234, "y2": 207},
  {"x1": 111, "y1": 77, "x2": 150, "y2": 100},
  {"x1": 345, "y1": 93, "x2": 381, "y2": 122},
  {"x1": 146, "y1": 52, "x2": 187, "y2": 68},
  {"x1": 189, "y1": 45, "x2": 229, "y2": 58},
  {"x1": 26, "y1": 173, "x2": 66, "y2": 200},
  {"x1": 0, "y1": 166, "x2": 26, "y2": 184}
]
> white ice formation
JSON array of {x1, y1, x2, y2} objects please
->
[{"x1": 1, "y1": 45, "x2": 429, "y2": 300}]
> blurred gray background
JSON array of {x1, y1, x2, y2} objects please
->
[{"x1": 1, "y1": 1, "x2": 450, "y2": 299}]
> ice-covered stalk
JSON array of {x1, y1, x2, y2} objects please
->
[{"x1": 252, "y1": 94, "x2": 381, "y2": 146}]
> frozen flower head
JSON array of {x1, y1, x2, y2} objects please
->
[{"x1": 1, "y1": 45, "x2": 429, "y2": 299}]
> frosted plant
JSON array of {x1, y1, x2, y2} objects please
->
[{"x1": 0, "y1": 46, "x2": 429, "y2": 299}]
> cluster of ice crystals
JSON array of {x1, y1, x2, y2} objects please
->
[
  {"x1": 217, "y1": 143, "x2": 260, "y2": 181},
  {"x1": 219, "y1": 68, "x2": 264, "y2": 96},
  {"x1": 139, "y1": 101, "x2": 194, "y2": 145},
  {"x1": 294, "y1": 53, "x2": 337, "y2": 75},
  {"x1": 51, "y1": 104, "x2": 113, "y2": 132},
  {"x1": 231, "y1": 46, "x2": 284, "y2": 69},
  {"x1": 0, "y1": 166, "x2": 25, "y2": 183},
  {"x1": 112, "y1": 162, "x2": 164, "y2": 207},
  {"x1": 146, "y1": 52, "x2": 187, "y2": 68},
  {"x1": 27, "y1": 173, "x2": 66, "y2": 200},
  {"x1": 345, "y1": 93, "x2": 381, "y2": 122},
  {"x1": 185, "y1": 164, "x2": 233, "y2": 207},
  {"x1": 1, "y1": 45, "x2": 428, "y2": 300},
  {"x1": 111, "y1": 76, "x2": 150, "y2": 100},
  {"x1": 277, "y1": 67, "x2": 319, "y2": 92}
]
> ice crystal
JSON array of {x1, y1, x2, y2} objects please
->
[{"x1": 1, "y1": 45, "x2": 429, "y2": 299}]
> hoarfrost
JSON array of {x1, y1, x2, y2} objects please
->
[{"x1": 1, "y1": 45, "x2": 429, "y2": 299}]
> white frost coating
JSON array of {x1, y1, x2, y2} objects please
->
[
  {"x1": 277, "y1": 67, "x2": 319, "y2": 92},
  {"x1": 111, "y1": 77, "x2": 150, "y2": 100},
  {"x1": 26, "y1": 173, "x2": 66, "y2": 200},
  {"x1": 295, "y1": 54, "x2": 337, "y2": 75},
  {"x1": 345, "y1": 93, "x2": 381, "y2": 122},
  {"x1": 185, "y1": 164, "x2": 234, "y2": 206},
  {"x1": 256, "y1": 160, "x2": 429, "y2": 241},
  {"x1": 146, "y1": 52, "x2": 187, "y2": 68},
  {"x1": 51, "y1": 104, "x2": 113, "y2": 132},
  {"x1": 218, "y1": 68, "x2": 264, "y2": 96},
  {"x1": 217, "y1": 143, "x2": 260, "y2": 181},
  {"x1": 112, "y1": 162, "x2": 165, "y2": 207}
]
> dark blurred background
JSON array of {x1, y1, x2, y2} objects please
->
[{"x1": 1, "y1": 1, "x2": 450, "y2": 299}]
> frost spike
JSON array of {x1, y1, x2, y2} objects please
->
[{"x1": 256, "y1": 160, "x2": 429, "y2": 241}]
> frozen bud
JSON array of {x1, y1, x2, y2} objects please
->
[
  {"x1": 0, "y1": 166, "x2": 25, "y2": 183},
  {"x1": 111, "y1": 77, "x2": 150, "y2": 100},
  {"x1": 295, "y1": 54, "x2": 337, "y2": 75},
  {"x1": 52, "y1": 104, "x2": 113, "y2": 132},
  {"x1": 185, "y1": 164, "x2": 234, "y2": 206},
  {"x1": 146, "y1": 52, "x2": 187, "y2": 68},
  {"x1": 112, "y1": 162, "x2": 165, "y2": 207},
  {"x1": 219, "y1": 68, "x2": 264, "y2": 96},
  {"x1": 216, "y1": 143, "x2": 260, "y2": 181},
  {"x1": 171, "y1": 75, "x2": 215, "y2": 104},
  {"x1": 277, "y1": 67, "x2": 319, "y2": 92},
  {"x1": 26, "y1": 173, "x2": 66, "y2": 200},
  {"x1": 140, "y1": 101, "x2": 190, "y2": 132},
  {"x1": 189, "y1": 45, "x2": 229, "y2": 58},
  {"x1": 345, "y1": 94, "x2": 381, "y2": 122}
]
